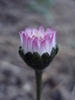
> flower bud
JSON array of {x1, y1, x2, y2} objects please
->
[{"x1": 19, "y1": 26, "x2": 59, "y2": 70}]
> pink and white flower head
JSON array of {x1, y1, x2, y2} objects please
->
[
  {"x1": 19, "y1": 26, "x2": 57, "y2": 56},
  {"x1": 19, "y1": 26, "x2": 58, "y2": 70}
]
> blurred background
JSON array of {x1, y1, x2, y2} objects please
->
[{"x1": 0, "y1": 0, "x2": 75, "y2": 100}]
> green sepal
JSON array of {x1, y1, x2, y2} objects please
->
[
  {"x1": 18, "y1": 45, "x2": 59, "y2": 70},
  {"x1": 42, "y1": 53, "x2": 50, "y2": 68},
  {"x1": 50, "y1": 45, "x2": 59, "y2": 61},
  {"x1": 25, "y1": 52, "x2": 33, "y2": 67},
  {"x1": 56, "y1": 45, "x2": 59, "y2": 54},
  {"x1": 32, "y1": 52, "x2": 43, "y2": 70},
  {"x1": 18, "y1": 46, "x2": 25, "y2": 60}
]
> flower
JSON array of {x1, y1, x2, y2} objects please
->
[
  {"x1": 19, "y1": 26, "x2": 58, "y2": 70},
  {"x1": 19, "y1": 26, "x2": 57, "y2": 56}
]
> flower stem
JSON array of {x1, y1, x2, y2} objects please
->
[{"x1": 35, "y1": 70, "x2": 43, "y2": 100}]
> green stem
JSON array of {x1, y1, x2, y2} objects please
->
[{"x1": 35, "y1": 70, "x2": 43, "y2": 100}]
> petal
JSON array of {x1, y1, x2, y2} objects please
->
[
  {"x1": 47, "y1": 36, "x2": 53, "y2": 55},
  {"x1": 25, "y1": 28, "x2": 32, "y2": 37},
  {"x1": 46, "y1": 28, "x2": 52, "y2": 35},
  {"x1": 40, "y1": 39, "x2": 46, "y2": 55},
  {"x1": 27, "y1": 37, "x2": 33, "y2": 53},
  {"x1": 23, "y1": 34, "x2": 28, "y2": 54},
  {"x1": 43, "y1": 34, "x2": 53, "y2": 55},
  {"x1": 39, "y1": 26, "x2": 44, "y2": 33},
  {"x1": 19, "y1": 32, "x2": 23, "y2": 47},
  {"x1": 39, "y1": 26, "x2": 44, "y2": 38},
  {"x1": 52, "y1": 31, "x2": 57, "y2": 48},
  {"x1": 32, "y1": 37, "x2": 40, "y2": 54},
  {"x1": 32, "y1": 28, "x2": 38, "y2": 36}
]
